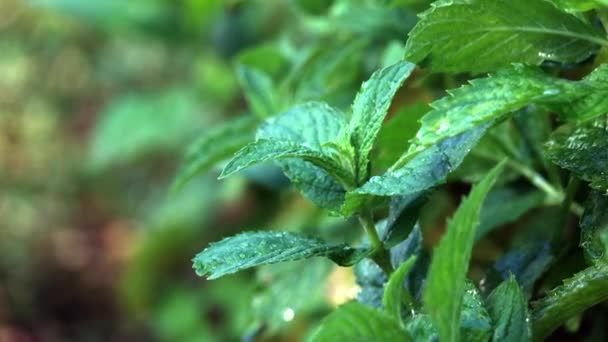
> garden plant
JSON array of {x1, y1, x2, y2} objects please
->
[{"x1": 173, "y1": 0, "x2": 608, "y2": 340}]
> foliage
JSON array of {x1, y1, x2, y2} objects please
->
[{"x1": 181, "y1": 0, "x2": 608, "y2": 340}]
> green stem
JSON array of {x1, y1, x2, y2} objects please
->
[
  {"x1": 506, "y1": 159, "x2": 563, "y2": 204},
  {"x1": 359, "y1": 212, "x2": 393, "y2": 275},
  {"x1": 532, "y1": 264, "x2": 608, "y2": 341},
  {"x1": 552, "y1": 176, "x2": 581, "y2": 245}
]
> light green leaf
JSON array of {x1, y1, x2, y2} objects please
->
[
  {"x1": 342, "y1": 123, "x2": 490, "y2": 216},
  {"x1": 236, "y1": 64, "x2": 282, "y2": 119},
  {"x1": 487, "y1": 275, "x2": 532, "y2": 342},
  {"x1": 193, "y1": 231, "x2": 370, "y2": 279},
  {"x1": 349, "y1": 61, "x2": 416, "y2": 183},
  {"x1": 311, "y1": 301, "x2": 412, "y2": 342},
  {"x1": 258, "y1": 102, "x2": 347, "y2": 147},
  {"x1": 424, "y1": 161, "x2": 505, "y2": 342},
  {"x1": 172, "y1": 115, "x2": 258, "y2": 193},
  {"x1": 219, "y1": 139, "x2": 351, "y2": 185},
  {"x1": 531, "y1": 263, "x2": 608, "y2": 340},
  {"x1": 546, "y1": 117, "x2": 608, "y2": 192},
  {"x1": 405, "y1": 0, "x2": 606, "y2": 73},
  {"x1": 580, "y1": 191, "x2": 608, "y2": 263},
  {"x1": 382, "y1": 256, "x2": 417, "y2": 322}
]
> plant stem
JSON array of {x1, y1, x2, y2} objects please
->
[
  {"x1": 359, "y1": 211, "x2": 394, "y2": 275},
  {"x1": 552, "y1": 175, "x2": 581, "y2": 246}
]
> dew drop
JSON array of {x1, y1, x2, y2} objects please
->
[{"x1": 282, "y1": 308, "x2": 295, "y2": 322}]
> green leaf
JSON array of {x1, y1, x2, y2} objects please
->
[
  {"x1": 355, "y1": 258, "x2": 387, "y2": 309},
  {"x1": 89, "y1": 89, "x2": 204, "y2": 170},
  {"x1": 423, "y1": 161, "x2": 505, "y2": 342},
  {"x1": 249, "y1": 102, "x2": 353, "y2": 210},
  {"x1": 373, "y1": 102, "x2": 428, "y2": 172},
  {"x1": 405, "y1": 0, "x2": 606, "y2": 73},
  {"x1": 546, "y1": 117, "x2": 608, "y2": 192},
  {"x1": 382, "y1": 256, "x2": 417, "y2": 322},
  {"x1": 349, "y1": 61, "x2": 416, "y2": 183},
  {"x1": 193, "y1": 231, "x2": 370, "y2": 279},
  {"x1": 580, "y1": 191, "x2": 608, "y2": 263},
  {"x1": 403, "y1": 282, "x2": 492, "y2": 342},
  {"x1": 311, "y1": 301, "x2": 412, "y2": 342},
  {"x1": 461, "y1": 282, "x2": 493, "y2": 342},
  {"x1": 558, "y1": 65, "x2": 608, "y2": 123},
  {"x1": 236, "y1": 65, "x2": 282, "y2": 119},
  {"x1": 476, "y1": 187, "x2": 545, "y2": 241},
  {"x1": 396, "y1": 65, "x2": 608, "y2": 167},
  {"x1": 172, "y1": 115, "x2": 258, "y2": 192},
  {"x1": 531, "y1": 263, "x2": 608, "y2": 340},
  {"x1": 382, "y1": 193, "x2": 426, "y2": 248},
  {"x1": 400, "y1": 66, "x2": 572, "y2": 165},
  {"x1": 486, "y1": 275, "x2": 532, "y2": 342},
  {"x1": 219, "y1": 139, "x2": 351, "y2": 184},
  {"x1": 482, "y1": 242, "x2": 554, "y2": 298},
  {"x1": 258, "y1": 102, "x2": 347, "y2": 147},
  {"x1": 254, "y1": 259, "x2": 332, "y2": 331},
  {"x1": 342, "y1": 123, "x2": 490, "y2": 215},
  {"x1": 280, "y1": 160, "x2": 347, "y2": 211}
]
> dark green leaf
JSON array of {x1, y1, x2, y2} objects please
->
[
  {"x1": 403, "y1": 283, "x2": 492, "y2": 342},
  {"x1": 311, "y1": 301, "x2": 412, "y2": 342},
  {"x1": 487, "y1": 276, "x2": 532, "y2": 342},
  {"x1": 405, "y1": 0, "x2": 606, "y2": 73},
  {"x1": 172, "y1": 115, "x2": 258, "y2": 192},
  {"x1": 424, "y1": 161, "x2": 505, "y2": 342},
  {"x1": 476, "y1": 187, "x2": 545, "y2": 241},
  {"x1": 546, "y1": 117, "x2": 608, "y2": 192},
  {"x1": 355, "y1": 258, "x2": 387, "y2": 309},
  {"x1": 461, "y1": 282, "x2": 493, "y2": 342},
  {"x1": 193, "y1": 231, "x2": 370, "y2": 279},
  {"x1": 382, "y1": 193, "x2": 426, "y2": 248},
  {"x1": 580, "y1": 191, "x2": 608, "y2": 263},
  {"x1": 382, "y1": 256, "x2": 417, "y2": 322},
  {"x1": 349, "y1": 61, "x2": 415, "y2": 183},
  {"x1": 482, "y1": 242, "x2": 554, "y2": 298},
  {"x1": 531, "y1": 263, "x2": 608, "y2": 340},
  {"x1": 397, "y1": 65, "x2": 608, "y2": 167},
  {"x1": 342, "y1": 123, "x2": 490, "y2": 215}
]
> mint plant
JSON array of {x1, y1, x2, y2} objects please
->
[{"x1": 175, "y1": 0, "x2": 608, "y2": 340}]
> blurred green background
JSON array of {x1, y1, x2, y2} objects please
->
[{"x1": 0, "y1": 0, "x2": 426, "y2": 340}]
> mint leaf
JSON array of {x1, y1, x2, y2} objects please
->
[
  {"x1": 193, "y1": 231, "x2": 370, "y2": 279},
  {"x1": 580, "y1": 191, "x2": 608, "y2": 263},
  {"x1": 382, "y1": 256, "x2": 417, "y2": 322},
  {"x1": 546, "y1": 118, "x2": 608, "y2": 192},
  {"x1": 405, "y1": 0, "x2": 606, "y2": 73},
  {"x1": 461, "y1": 282, "x2": 492, "y2": 342},
  {"x1": 349, "y1": 61, "x2": 416, "y2": 183},
  {"x1": 342, "y1": 123, "x2": 489, "y2": 215},
  {"x1": 355, "y1": 258, "x2": 387, "y2": 309},
  {"x1": 219, "y1": 139, "x2": 351, "y2": 184},
  {"x1": 531, "y1": 264, "x2": 608, "y2": 339},
  {"x1": 172, "y1": 115, "x2": 258, "y2": 192},
  {"x1": 236, "y1": 65, "x2": 282, "y2": 119},
  {"x1": 487, "y1": 275, "x2": 532, "y2": 342},
  {"x1": 482, "y1": 242, "x2": 554, "y2": 299},
  {"x1": 557, "y1": 65, "x2": 608, "y2": 123},
  {"x1": 423, "y1": 161, "x2": 505, "y2": 342},
  {"x1": 311, "y1": 301, "x2": 412, "y2": 342},
  {"x1": 403, "y1": 283, "x2": 492, "y2": 342}
]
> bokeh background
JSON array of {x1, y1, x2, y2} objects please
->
[{"x1": 0, "y1": 0, "x2": 426, "y2": 341}]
